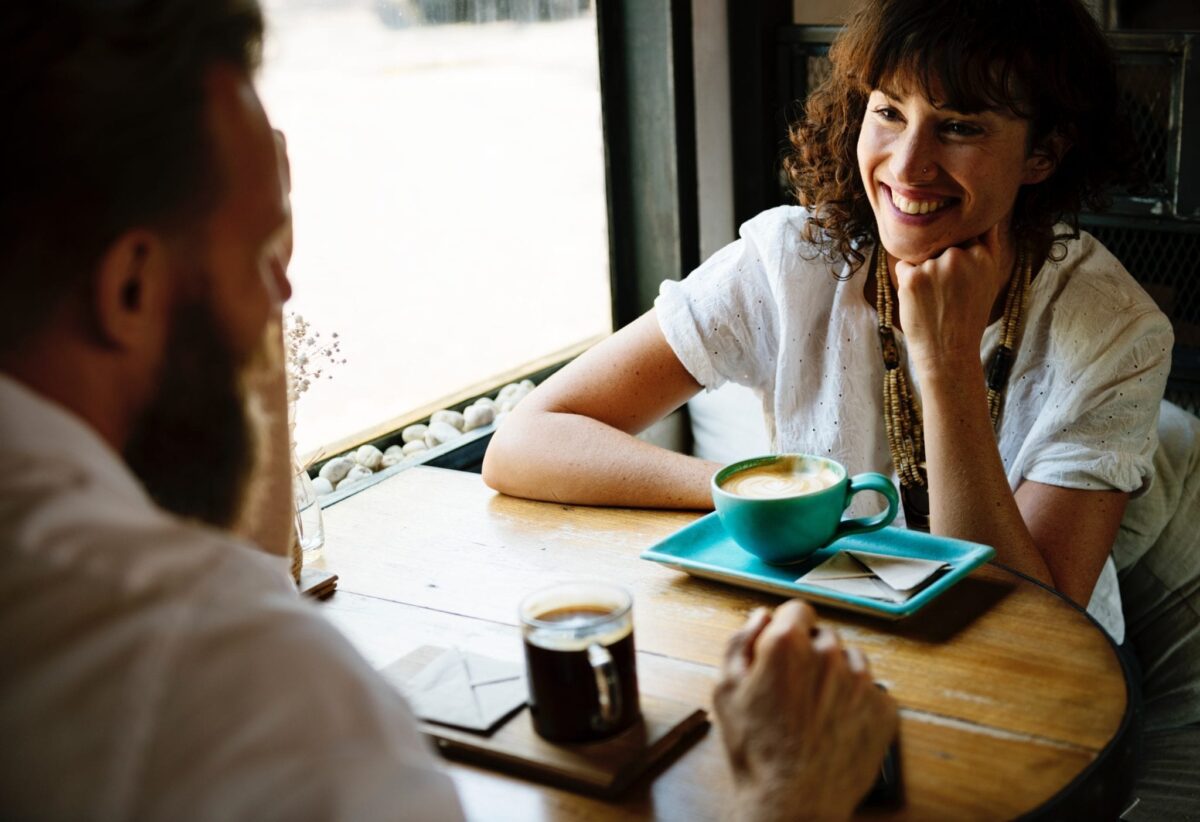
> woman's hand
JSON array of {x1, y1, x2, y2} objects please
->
[{"x1": 894, "y1": 223, "x2": 1012, "y2": 375}]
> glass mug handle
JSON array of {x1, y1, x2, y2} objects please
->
[{"x1": 587, "y1": 642, "x2": 622, "y2": 730}]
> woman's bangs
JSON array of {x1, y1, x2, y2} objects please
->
[{"x1": 861, "y1": 17, "x2": 1033, "y2": 118}]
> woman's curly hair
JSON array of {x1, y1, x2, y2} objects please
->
[{"x1": 784, "y1": 0, "x2": 1141, "y2": 271}]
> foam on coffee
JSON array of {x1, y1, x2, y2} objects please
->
[{"x1": 720, "y1": 456, "x2": 841, "y2": 499}]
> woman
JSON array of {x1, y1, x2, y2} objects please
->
[{"x1": 483, "y1": 0, "x2": 1172, "y2": 639}]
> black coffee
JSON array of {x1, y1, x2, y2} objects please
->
[{"x1": 524, "y1": 605, "x2": 641, "y2": 743}]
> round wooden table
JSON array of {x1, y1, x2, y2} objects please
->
[{"x1": 315, "y1": 466, "x2": 1134, "y2": 820}]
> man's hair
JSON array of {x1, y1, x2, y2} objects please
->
[
  {"x1": 0, "y1": 0, "x2": 264, "y2": 351},
  {"x1": 784, "y1": 0, "x2": 1140, "y2": 270}
]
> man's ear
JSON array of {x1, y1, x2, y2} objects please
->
[
  {"x1": 92, "y1": 230, "x2": 173, "y2": 351},
  {"x1": 1024, "y1": 131, "x2": 1072, "y2": 185}
]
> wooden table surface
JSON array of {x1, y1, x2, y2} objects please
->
[{"x1": 312, "y1": 466, "x2": 1131, "y2": 820}]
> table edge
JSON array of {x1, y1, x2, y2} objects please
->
[{"x1": 989, "y1": 562, "x2": 1137, "y2": 819}]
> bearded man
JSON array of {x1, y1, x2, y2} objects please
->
[
  {"x1": 0, "y1": 2, "x2": 896, "y2": 820},
  {"x1": 0, "y1": 2, "x2": 464, "y2": 817}
]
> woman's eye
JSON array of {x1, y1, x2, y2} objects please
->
[
  {"x1": 942, "y1": 121, "x2": 983, "y2": 137},
  {"x1": 873, "y1": 106, "x2": 901, "y2": 122}
]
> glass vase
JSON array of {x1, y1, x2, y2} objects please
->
[{"x1": 293, "y1": 454, "x2": 325, "y2": 563}]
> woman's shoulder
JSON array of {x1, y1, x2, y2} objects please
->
[
  {"x1": 1046, "y1": 228, "x2": 1166, "y2": 326},
  {"x1": 1037, "y1": 228, "x2": 1173, "y2": 352},
  {"x1": 1048, "y1": 229, "x2": 1165, "y2": 318},
  {"x1": 738, "y1": 205, "x2": 849, "y2": 278}
]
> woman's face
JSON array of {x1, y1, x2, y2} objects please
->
[{"x1": 856, "y1": 81, "x2": 1051, "y2": 265}]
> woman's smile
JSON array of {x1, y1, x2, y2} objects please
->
[{"x1": 882, "y1": 183, "x2": 957, "y2": 220}]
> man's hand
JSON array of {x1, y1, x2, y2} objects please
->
[{"x1": 714, "y1": 601, "x2": 898, "y2": 822}]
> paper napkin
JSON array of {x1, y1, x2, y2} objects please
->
[
  {"x1": 798, "y1": 550, "x2": 949, "y2": 603},
  {"x1": 391, "y1": 647, "x2": 527, "y2": 734}
]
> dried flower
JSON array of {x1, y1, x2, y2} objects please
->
[{"x1": 285, "y1": 312, "x2": 346, "y2": 407}]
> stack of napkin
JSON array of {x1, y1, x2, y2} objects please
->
[
  {"x1": 394, "y1": 647, "x2": 528, "y2": 734},
  {"x1": 797, "y1": 550, "x2": 949, "y2": 603}
]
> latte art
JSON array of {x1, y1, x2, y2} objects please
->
[{"x1": 721, "y1": 460, "x2": 841, "y2": 499}]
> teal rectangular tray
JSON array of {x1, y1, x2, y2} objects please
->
[{"x1": 640, "y1": 513, "x2": 995, "y2": 619}]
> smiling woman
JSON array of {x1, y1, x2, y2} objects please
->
[{"x1": 482, "y1": 0, "x2": 1173, "y2": 645}]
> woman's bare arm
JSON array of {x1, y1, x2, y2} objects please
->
[
  {"x1": 900, "y1": 230, "x2": 1122, "y2": 605},
  {"x1": 917, "y1": 356, "x2": 1123, "y2": 605},
  {"x1": 482, "y1": 310, "x2": 722, "y2": 508}
]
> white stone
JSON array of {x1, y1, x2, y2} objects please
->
[
  {"x1": 424, "y1": 420, "x2": 462, "y2": 448},
  {"x1": 402, "y1": 440, "x2": 428, "y2": 455},
  {"x1": 318, "y1": 456, "x2": 354, "y2": 484},
  {"x1": 473, "y1": 396, "x2": 496, "y2": 409},
  {"x1": 355, "y1": 444, "x2": 383, "y2": 471},
  {"x1": 430, "y1": 409, "x2": 466, "y2": 431},
  {"x1": 463, "y1": 403, "x2": 495, "y2": 431},
  {"x1": 498, "y1": 382, "x2": 522, "y2": 400},
  {"x1": 337, "y1": 465, "x2": 374, "y2": 489},
  {"x1": 498, "y1": 397, "x2": 519, "y2": 413},
  {"x1": 402, "y1": 424, "x2": 428, "y2": 444},
  {"x1": 312, "y1": 477, "x2": 335, "y2": 496},
  {"x1": 383, "y1": 444, "x2": 403, "y2": 459},
  {"x1": 494, "y1": 410, "x2": 509, "y2": 427},
  {"x1": 520, "y1": 379, "x2": 535, "y2": 392},
  {"x1": 381, "y1": 453, "x2": 403, "y2": 468}
]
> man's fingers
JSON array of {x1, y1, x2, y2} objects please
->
[
  {"x1": 845, "y1": 645, "x2": 869, "y2": 675},
  {"x1": 755, "y1": 599, "x2": 819, "y2": 667},
  {"x1": 722, "y1": 607, "x2": 771, "y2": 678}
]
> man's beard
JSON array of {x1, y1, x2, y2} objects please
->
[{"x1": 124, "y1": 297, "x2": 263, "y2": 530}]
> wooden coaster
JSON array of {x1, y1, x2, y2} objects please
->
[
  {"x1": 299, "y1": 567, "x2": 338, "y2": 599},
  {"x1": 385, "y1": 645, "x2": 709, "y2": 798}
]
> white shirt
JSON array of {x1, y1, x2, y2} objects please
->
[
  {"x1": 0, "y1": 375, "x2": 463, "y2": 822},
  {"x1": 657, "y1": 206, "x2": 1174, "y2": 641}
]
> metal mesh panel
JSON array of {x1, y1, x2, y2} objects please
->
[{"x1": 1113, "y1": 60, "x2": 1174, "y2": 198}]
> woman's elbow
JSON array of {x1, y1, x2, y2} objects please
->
[{"x1": 481, "y1": 409, "x2": 536, "y2": 494}]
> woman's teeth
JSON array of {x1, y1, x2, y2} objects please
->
[{"x1": 890, "y1": 190, "x2": 950, "y2": 215}]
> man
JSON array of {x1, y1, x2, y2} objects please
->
[{"x1": 0, "y1": 2, "x2": 896, "y2": 819}]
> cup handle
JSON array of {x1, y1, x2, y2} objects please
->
[
  {"x1": 834, "y1": 473, "x2": 900, "y2": 540},
  {"x1": 587, "y1": 642, "x2": 621, "y2": 730}
]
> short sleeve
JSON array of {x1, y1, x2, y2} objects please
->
[
  {"x1": 1022, "y1": 301, "x2": 1174, "y2": 495},
  {"x1": 655, "y1": 227, "x2": 781, "y2": 393}
]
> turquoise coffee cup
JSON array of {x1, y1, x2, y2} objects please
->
[{"x1": 712, "y1": 454, "x2": 900, "y2": 565}]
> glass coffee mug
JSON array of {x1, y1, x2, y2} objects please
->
[{"x1": 519, "y1": 582, "x2": 641, "y2": 743}]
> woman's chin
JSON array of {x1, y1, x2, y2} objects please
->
[{"x1": 881, "y1": 240, "x2": 943, "y2": 266}]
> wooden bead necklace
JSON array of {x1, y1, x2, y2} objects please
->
[{"x1": 875, "y1": 244, "x2": 1031, "y2": 532}]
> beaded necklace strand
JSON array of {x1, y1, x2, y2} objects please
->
[{"x1": 875, "y1": 245, "x2": 1032, "y2": 531}]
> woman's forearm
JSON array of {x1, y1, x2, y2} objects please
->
[
  {"x1": 482, "y1": 408, "x2": 721, "y2": 509},
  {"x1": 919, "y1": 358, "x2": 1054, "y2": 586}
]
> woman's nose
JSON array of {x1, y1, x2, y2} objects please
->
[{"x1": 890, "y1": 127, "x2": 939, "y2": 184}]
